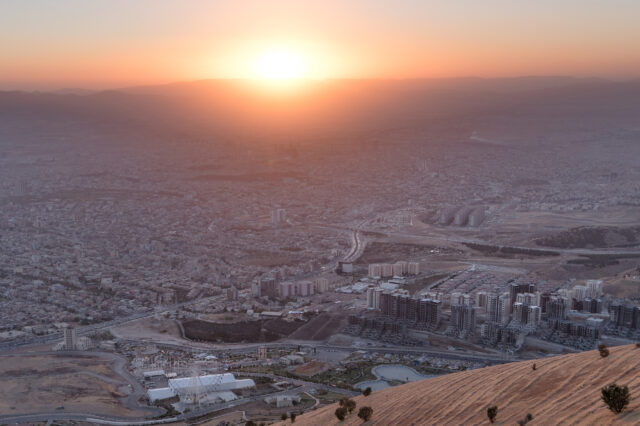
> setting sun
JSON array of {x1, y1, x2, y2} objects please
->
[{"x1": 254, "y1": 50, "x2": 306, "y2": 81}]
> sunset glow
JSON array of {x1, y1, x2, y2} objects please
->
[
  {"x1": 1, "y1": 0, "x2": 640, "y2": 89},
  {"x1": 254, "y1": 50, "x2": 306, "y2": 81}
]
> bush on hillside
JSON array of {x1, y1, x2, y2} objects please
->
[
  {"x1": 335, "y1": 407, "x2": 347, "y2": 421},
  {"x1": 358, "y1": 406, "x2": 373, "y2": 422},
  {"x1": 601, "y1": 383, "x2": 630, "y2": 414},
  {"x1": 598, "y1": 343, "x2": 610, "y2": 358},
  {"x1": 517, "y1": 413, "x2": 533, "y2": 425},
  {"x1": 341, "y1": 398, "x2": 356, "y2": 413},
  {"x1": 363, "y1": 387, "x2": 372, "y2": 396},
  {"x1": 487, "y1": 405, "x2": 498, "y2": 423}
]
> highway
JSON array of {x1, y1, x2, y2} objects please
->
[{"x1": 0, "y1": 295, "x2": 223, "y2": 353}]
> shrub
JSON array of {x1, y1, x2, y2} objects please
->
[
  {"x1": 532, "y1": 363, "x2": 536, "y2": 371},
  {"x1": 340, "y1": 398, "x2": 356, "y2": 413},
  {"x1": 281, "y1": 413, "x2": 288, "y2": 421},
  {"x1": 517, "y1": 413, "x2": 533, "y2": 425},
  {"x1": 245, "y1": 422, "x2": 256, "y2": 426},
  {"x1": 598, "y1": 343, "x2": 610, "y2": 358},
  {"x1": 335, "y1": 407, "x2": 347, "y2": 421},
  {"x1": 290, "y1": 412, "x2": 296, "y2": 423},
  {"x1": 487, "y1": 405, "x2": 498, "y2": 423},
  {"x1": 636, "y1": 342, "x2": 640, "y2": 348},
  {"x1": 358, "y1": 406, "x2": 373, "y2": 422},
  {"x1": 363, "y1": 387, "x2": 372, "y2": 396},
  {"x1": 601, "y1": 383, "x2": 630, "y2": 414}
]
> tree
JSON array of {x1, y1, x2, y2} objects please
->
[
  {"x1": 281, "y1": 413, "x2": 288, "y2": 421},
  {"x1": 358, "y1": 406, "x2": 373, "y2": 422},
  {"x1": 363, "y1": 387, "x2": 372, "y2": 396},
  {"x1": 245, "y1": 422, "x2": 256, "y2": 426},
  {"x1": 532, "y1": 363, "x2": 536, "y2": 371},
  {"x1": 601, "y1": 383, "x2": 630, "y2": 414},
  {"x1": 335, "y1": 407, "x2": 347, "y2": 421},
  {"x1": 344, "y1": 398, "x2": 357, "y2": 413},
  {"x1": 290, "y1": 412, "x2": 296, "y2": 423},
  {"x1": 487, "y1": 406, "x2": 498, "y2": 424},
  {"x1": 598, "y1": 343, "x2": 610, "y2": 358}
]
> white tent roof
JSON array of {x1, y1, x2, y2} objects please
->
[
  {"x1": 169, "y1": 373, "x2": 236, "y2": 390},
  {"x1": 147, "y1": 387, "x2": 175, "y2": 401}
]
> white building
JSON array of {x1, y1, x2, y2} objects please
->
[
  {"x1": 148, "y1": 373, "x2": 255, "y2": 403},
  {"x1": 315, "y1": 278, "x2": 329, "y2": 293},
  {"x1": 381, "y1": 263, "x2": 394, "y2": 278},
  {"x1": 368, "y1": 264, "x2": 382, "y2": 279}
]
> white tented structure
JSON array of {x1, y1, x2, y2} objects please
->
[{"x1": 147, "y1": 373, "x2": 255, "y2": 404}]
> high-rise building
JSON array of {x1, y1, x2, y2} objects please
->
[
  {"x1": 63, "y1": 326, "x2": 77, "y2": 351},
  {"x1": 571, "y1": 285, "x2": 587, "y2": 302},
  {"x1": 278, "y1": 281, "x2": 296, "y2": 299},
  {"x1": 374, "y1": 288, "x2": 382, "y2": 310},
  {"x1": 609, "y1": 302, "x2": 640, "y2": 328},
  {"x1": 451, "y1": 304, "x2": 477, "y2": 333},
  {"x1": 366, "y1": 287, "x2": 375, "y2": 309},
  {"x1": 368, "y1": 264, "x2": 382, "y2": 279},
  {"x1": 548, "y1": 296, "x2": 569, "y2": 320},
  {"x1": 488, "y1": 293, "x2": 510, "y2": 324},
  {"x1": 586, "y1": 280, "x2": 604, "y2": 298},
  {"x1": 392, "y1": 262, "x2": 404, "y2": 277},
  {"x1": 407, "y1": 262, "x2": 420, "y2": 275},
  {"x1": 381, "y1": 263, "x2": 394, "y2": 278},
  {"x1": 516, "y1": 292, "x2": 537, "y2": 306},
  {"x1": 259, "y1": 277, "x2": 278, "y2": 298},
  {"x1": 582, "y1": 298, "x2": 603, "y2": 314},
  {"x1": 297, "y1": 281, "x2": 314, "y2": 297},
  {"x1": 314, "y1": 278, "x2": 329, "y2": 293},
  {"x1": 509, "y1": 283, "x2": 537, "y2": 313},
  {"x1": 394, "y1": 261, "x2": 408, "y2": 276},
  {"x1": 476, "y1": 291, "x2": 488, "y2": 310},
  {"x1": 450, "y1": 292, "x2": 464, "y2": 306},
  {"x1": 527, "y1": 306, "x2": 541, "y2": 325},
  {"x1": 380, "y1": 292, "x2": 440, "y2": 325}
]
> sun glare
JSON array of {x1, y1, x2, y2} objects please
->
[{"x1": 255, "y1": 50, "x2": 305, "y2": 81}]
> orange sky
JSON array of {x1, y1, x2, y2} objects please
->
[{"x1": 1, "y1": 0, "x2": 640, "y2": 89}]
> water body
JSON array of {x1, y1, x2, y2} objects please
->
[
  {"x1": 373, "y1": 364, "x2": 430, "y2": 382},
  {"x1": 354, "y1": 379, "x2": 391, "y2": 391},
  {"x1": 355, "y1": 364, "x2": 433, "y2": 391}
]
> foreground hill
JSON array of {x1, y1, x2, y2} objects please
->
[{"x1": 282, "y1": 344, "x2": 640, "y2": 425}]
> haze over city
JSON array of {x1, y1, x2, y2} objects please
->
[{"x1": 1, "y1": 1, "x2": 640, "y2": 425}]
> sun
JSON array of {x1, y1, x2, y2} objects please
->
[{"x1": 255, "y1": 50, "x2": 305, "y2": 81}]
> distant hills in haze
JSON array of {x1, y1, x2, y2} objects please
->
[{"x1": 1, "y1": 77, "x2": 639, "y2": 145}]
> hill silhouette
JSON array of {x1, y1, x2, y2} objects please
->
[{"x1": 281, "y1": 344, "x2": 640, "y2": 425}]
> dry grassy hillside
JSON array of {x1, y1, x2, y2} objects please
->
[{"x1": 280, "y1": 344, "x2": 640, "y2": 425}]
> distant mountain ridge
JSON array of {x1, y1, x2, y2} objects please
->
[{"x1": 1, "y1": 77, "x2": 639, "y2": 144}]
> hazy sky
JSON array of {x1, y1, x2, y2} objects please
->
[{"x1": 2, "y1": 0, "x2": 640, "y2": 89}]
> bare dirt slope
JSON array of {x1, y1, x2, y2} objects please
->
[{"x1": 280, "y1": 344, "x2": 640, "y2": 425}]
